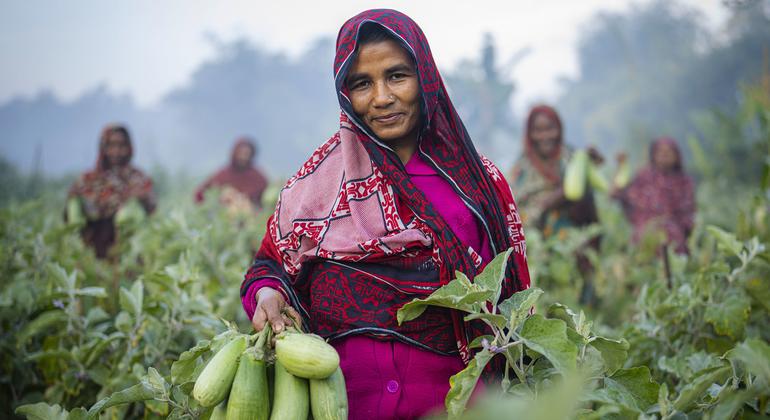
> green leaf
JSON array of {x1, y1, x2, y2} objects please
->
[
  {"x1": 589, "y1": 336, "x2": 629, "y2": 375},
  {"x1": 729, "y1": 338, "x2": 770, "y2": 385},
  {"x1": 397, "y1": 273, "x2": 492, "y2": 325},
  {"x1": 703, "y1": 289, "x2": 751, "y2": 339},
  {"x1": 67, "y1": 408, "x2": 88, "y2": 420},
  {"x1": 499, "y1": 287, "x2": 543, "y2": 330},
  {"x1": 743, "y1": 276, "x2": 770, "y2": 312},
  {"x1": 131, "y1": 280, "x2": 144, "y2": 312},
  {"x1": 48, "y1": 263, "x2": 76, "y2": 290},
  {"x1": 710, "y1": 387, "x2": 760, "y2": 420},
  {"x1": 673, "y1": 365, "x2": 731, "y2": 411},
  {"x1": 545, "y1": 302, "x2": 577, "y2": 329},
  {"x1": 73, "y1": 287, "x2": 107, "y2": 298},
  {"x1": 468, "y1": 335, "x2": 494, "y2": 350},
  {"x1": 170, "y1": 339, "x2": 211, "y2": 384},
  {"x1": 471, "y1": 248, "x2": 513, "y2": 304},
  {"x1": 707, "y1": 225, "x2": 744, "y2": 257},
  {"x1": 87, "y1": 382, "x2": 159, "y2": 418},
  {"x1": 464, "y1": 313, "x2": 507, "y2": 329},
  {"x1": 590, "y1": 367, "x2": 660, "y2": 414},
  {"x1": 119, "y1": 280, "x2": 144, "y2": 317},
  {"x1": 119, "y1": 288, "x2": 140, "y2": 317},
  {"x1": 519, "y1": 314, "x2": 578, "y2": 373},
  {"x1": 145, "y1": 367, "x2": 169, "y2": 395},
  {"x1": 445, "y1": 349, "x2": 494, "y2": 419},
  {"x1": 15, "y1": 402, "x2": 70, "y2": 420},
  {"x1": 17, "y1": 310, "x2": 68, "y2": 344}
]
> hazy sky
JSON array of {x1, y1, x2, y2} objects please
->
[{"x1": 1, "y1": 1, "x2": 727, "y2": 109}]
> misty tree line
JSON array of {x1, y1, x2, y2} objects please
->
[{"x1": 1, "y1": 0, "x2": 768, "y2": 203}]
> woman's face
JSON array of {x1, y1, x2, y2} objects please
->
[
  {"x1": 653, "y1": 142, "x2": 678, "y2": 172},
  {"x1": 529, "y1": 113, "x2": 560, "y2": 158},
  {"x1": 104, "y1": 131, "x2": 131, "y2": 168},
  {"x1": 233, "y1": 143, "x2": 254, "y2": 168},
  {"x1": 346, "y1": 39, "x2": 421, "y2": 149}
]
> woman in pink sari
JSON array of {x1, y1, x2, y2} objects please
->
[
  {"x1": 240, "y1": 10, "x2": 530, "y2": 419},
  {"x1": 613, "y1": 137, "x2": 696, "y2": 254}
]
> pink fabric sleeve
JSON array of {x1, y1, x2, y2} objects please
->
[{"x1": 241, "y1": 278, "x2": 289, "y2": 320}]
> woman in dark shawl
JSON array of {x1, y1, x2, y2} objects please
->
[
  {"x1": 614, "y1": 137, "x2": 696, "y2": 254},
  {"x1": 67, "y1": 124, "x2": 156, "y2": 258},
  {"x1": 240, "y1": 10, "x2": 530, "y2": 418}
]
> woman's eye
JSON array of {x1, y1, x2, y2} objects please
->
[
  {"x1": 390, "y1": 73, "x2": 406, "y2": 81},
  {"x1": 351, "y1": 81, "x2": 370, "y2": 91}
]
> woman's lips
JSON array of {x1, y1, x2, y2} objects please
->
[{"x1": 372, "y1": 113, "x2": 404, "y2": 124}]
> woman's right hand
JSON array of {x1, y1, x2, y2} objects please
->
[{"x1": 251, "y1": 287, "x2": 301, "y2": 334}]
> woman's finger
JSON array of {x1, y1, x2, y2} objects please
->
[
  {"x1": 262, "y1": 298, "x2": 285, "y2": 333},
  {"x1": 251, "y1": 307, "x2": 268, "y2": 332}
]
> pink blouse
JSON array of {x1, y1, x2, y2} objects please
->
[{"x1": 242, "y1": 152, "x2": 490, "y2": 419}]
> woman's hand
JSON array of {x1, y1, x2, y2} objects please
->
[{"x1": 251, "y1": 288, "x2": 301, "y2": 334}]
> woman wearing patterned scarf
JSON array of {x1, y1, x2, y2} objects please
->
[
  {"x1": 613, "y1": 137, "x2": 696, "y2": 254},
  {"x1": 67, "y1": 124, "x2": 156, "y2": 258},
  {"x1": 510, "y1": 105, "x2": 600, "y2": 236},
  {"x1": 241, "y1": 10, "x2": 530, "y2": 418}
]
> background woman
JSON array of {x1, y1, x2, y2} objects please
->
[
  {"x1": 67, "y1": 124, "x2": 156, "y2": 258},
  {"x1": 613, "y1": 137, "x2": 696, "y2": 254},
  {"x1": 240, "y1": 10, "x2": 530, "y2": 419},
  {"x1": 194, "y1": 137, "x2": 269, "y2": 210},
  {"x1": 510, "y1": 105, "x2": 602, "y2": 305}
]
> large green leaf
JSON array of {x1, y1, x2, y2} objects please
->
[
  {"x1": 589, "y1": 336, "x2": 629, "y2": 375},
  {"x1": 17, "y1": 310, "x2": 68, "y2": 344},
  {"x1": 87, "y1": 381, "x2": 160, "y2": 418},
  {"x1": 743, "y1": 276, "x2": 770, "y2": 312},
  {"x1": 729, "y1": 338, "x2": 770, "y2": 385},
  {"x1": 471, "y1": 248, "x2": 513, "y2": 304},
  {"x1": 499, "y1": 287, "x2": 543, "y2": 330},
  {"x1": 170, "y1": 339, "x2": 211, "y2": 384},
  {"x1": 464, "y1": 313, "x2": 507, "y2": 329},
  {"x1": 445, "y1": 349, "x2": 494, "y2": 419},
  {"x1": 590, "y1": 367, "x2": 660, "y2": 414},
  {"x1": 707, "y1": 225, "x2": 744, "y2": 257},
  {"x1": 15, "y1": 403, "x2": 70, "y2": 420},
  {"x1": 519, "y1": 314, "x2": 578, "y2": 373},
  {"x1": 397, "y1": 272, "x2": 492, "y2": 325},
  {"x1": 703, "y1": 289, "x2": 751, "y2": 339},
  {"x1": 673, "y1": 365, "x2": 731, "y2": 411},
  {"x1": 119, "y1": 280, "x2": 144, "y2": 317}
]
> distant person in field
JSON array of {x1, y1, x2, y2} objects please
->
[
  {"x1": 67, "y1": 124, "x2": 156, "y2": 258},
  {"x1": 194, "y1": 137, "x2": 269, "y2": 211},
  {"x1": 613, "y1": 137, "x2": 695, "y2": 254},
  {"x1": 242, "y1": 10, "x2": 530, "y2": 417},
  {"x1": 509, "y1": 105, "x2": 602, "y2": 305},
  {"x1": 509, "y1": 105, "x2": 602, "y2": 235}
]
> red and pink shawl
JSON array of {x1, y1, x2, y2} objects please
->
[
  {"x1": 243, "y1": 9, "x2": 530, "y2": 362},
  {"x1": 619, "y1": 137, "x2": 696, "y2": 254}
]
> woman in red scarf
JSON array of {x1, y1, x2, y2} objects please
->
[
  {"x1": 240, "y1": 10, "x2": 530, "y2": 419},
  {"x1": 613, "y1": 137, "x2": 695, "y2": 254},
  {"x1": 510, "y1": 105, "x2": 601, "y2": 305},
  {"x1": 510, "y1": 105, "x2": 600, "y2": 235},
  {"x1": 194, "y1": 137, "x2": 269, "y2": 209},
  {"x1": 67, "y1": 124, "x2": 156, "y2": 258}
]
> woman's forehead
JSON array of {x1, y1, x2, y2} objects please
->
[{"x1": 350, "y1": 40, "x2": 413, "y2": 73}]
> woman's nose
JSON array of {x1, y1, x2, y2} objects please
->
[{"x1": 372, "y1": 81, "x2": 395, "y2": 107}]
